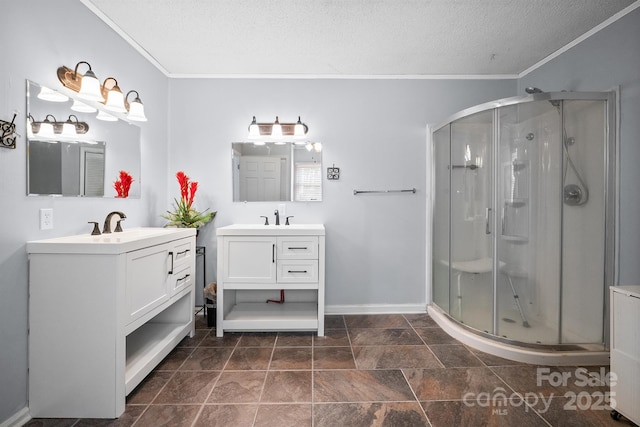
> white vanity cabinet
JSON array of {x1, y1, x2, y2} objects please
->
[
  {"x1": 27, "y1": 228, "x2": 196, "y2": 419},
  {"x1": 216, "y1": 224, "x2": 325, "y2": 337},
  {"x1": 610, "y1": 286, "x2": 640, "y2": 425}
]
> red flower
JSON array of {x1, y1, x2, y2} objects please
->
[
  {"x1": 175, "y1": 171, "x2": 200, "y2": 208},
  {"x1": 189, "y1": 181, "x2": 198, "y2": 207},
  {"x1": 114, "y1": 170, "x2": 134, "y2": 198},
  {"x1": 176, "y1": 171, "x2": 189, "y2": 201}
]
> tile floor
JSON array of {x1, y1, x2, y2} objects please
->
[{"x1": 25, "y1": 313, "x2": 636, "y2": 427}]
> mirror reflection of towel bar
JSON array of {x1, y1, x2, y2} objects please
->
[{"x1": 353, "y1": 188, "x2": 416, "y2": 195}]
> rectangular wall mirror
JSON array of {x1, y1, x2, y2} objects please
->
[
  {"x1": 26, "y1": 80, "x2": 141, "y2": 198},
  {"x1": 232, "y1": 142, "x2": 322, "y2": 202}
]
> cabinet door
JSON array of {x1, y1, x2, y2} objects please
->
[
  {"x1": 126, "y1": 244, "x2": 171, "y2": 324},
  {"x1": 223, "y1": 237, "x2": 277, "y2": 283}
]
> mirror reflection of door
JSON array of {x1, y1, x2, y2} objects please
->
[{"x1": 239, "y1": 156, "x2": 282, "y2": 201}]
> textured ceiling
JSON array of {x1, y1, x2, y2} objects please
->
[{"x1": 83, "y1": 0, "x2": 638, "y2": 77}]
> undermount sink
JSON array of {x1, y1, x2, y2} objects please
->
[
  {"x1": 216, "y1": 224, "x2": 325, "y2": 236},
  {"x1": 27, "y1": 227, "x2": 196, "y2": 254}
]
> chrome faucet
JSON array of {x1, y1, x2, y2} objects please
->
[
  {"x1": 103, "y1": 211, "x2": 126, "y2": 234},
  {"x1": 274, "y1": 209, "x2": 280, "y2": 225}
]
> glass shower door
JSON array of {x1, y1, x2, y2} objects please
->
[
  {"x1": 449, "y1": 111, "x2": 494, "y2": 332},
  {"x1": 496, "y1": 101, "x2": 562, "y2": 343},
  {"x1": 432, "y1": 125, "x2": 451, "y2": 313}
]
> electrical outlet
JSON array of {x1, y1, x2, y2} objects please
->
[{"x1": 40, "y1": 208, "x2": 53, "y2": 230}]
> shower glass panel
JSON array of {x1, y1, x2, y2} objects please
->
[
  {"x1": 432, "y1": 125, "x2": 451, "y2": 313},
  {"x1": 496, "y1": 101, "x2": 562, "y2": 343},
  {"x1": 449, "y1": 110, "x2": 493, "y2": 332},
  {"x1": 560, "y1": 100, "x2": 606, "y2": 344},
  {"x1": 431, "y1": 91, "x2": 614, "y2": 352}
]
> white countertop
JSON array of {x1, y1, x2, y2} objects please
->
[
  {"x1": 27, "y1": 227, "x2": 196, "y2": 255},
  {"x1": 216, "y1": 224, "x2": 325, "y2": 236}
]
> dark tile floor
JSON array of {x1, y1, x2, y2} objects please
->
[{"x1": 25, "y1": 313, "x2": 636, "y2": 427}]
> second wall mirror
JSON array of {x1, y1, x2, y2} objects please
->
[{"x1": 232, "y1": 142, "x2": 322, "y2": 202}]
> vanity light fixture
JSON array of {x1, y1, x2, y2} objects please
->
[
  {"x1": 102, "y1": 78, "x2": 127, "y2": 113},
  {"x1": 247, "y1": 116, "x2": 309, "y2": 139},
  {"x1": 29, "y1": 114, "x2": 90, "y2": 137},
  {"x1": 58, "y1": 61, "x2": 148, "y2": 121},
  {"x1": 124, "y1": 90, "x2": 147, "y2": 122}
]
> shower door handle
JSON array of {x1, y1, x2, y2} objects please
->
[{"x1": 485, "y1": 208, "x2": 492, "y2": 234}]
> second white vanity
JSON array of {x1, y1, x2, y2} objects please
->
[
  {"x1": 216, "y1": 224, "x2": 325, "y2": 337},
  {"x1": 27, "y1": 227, "x2": 196, "y2": 418}
]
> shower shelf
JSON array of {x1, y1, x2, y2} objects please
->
[
  {"x1": 505, "y1": 199, "x2": 527, "y2": 208},
  {"x1": 502, "y1": 235, "x2": 528, "y2": 243}
]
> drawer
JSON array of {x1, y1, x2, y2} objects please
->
[
  {"x1": 277, "y1": 237, "x2": 318, "y2": 259},
  {"x1": 172, "y1": 239, "x2": 193, "y2": 269},
  {"x1": 171, "y1": 265, "x2": 193, "y2": 295},
  {"x1": 277, "y1": 260, "x2": 318, "y2": 283}
]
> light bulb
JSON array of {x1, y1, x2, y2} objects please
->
[
  {"x1": 78, "y1": 69, "x2": 105, "y2": 102},
  {"x1": 248, "y1": 116, "x2": 260, "y2": 138},
  {"x1": 271, "y1": 116, "x2": 283, "y2": 139},
  {"x1": 294, "y1": 116, "x2": 305, "y2": 137},
  {"x1": 71, "y1": 99, "x2": 97, "y2": 113},
  {"x1": 96, "y1": 110, "x2": 117, "y2": 121}
]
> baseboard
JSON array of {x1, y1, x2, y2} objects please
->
[
  {"x1": 0, "y1": 407, "x2": 30, "y2": 427},
  {"x1": 325, "y1": 304, "x2": 426, "y2": 315}
]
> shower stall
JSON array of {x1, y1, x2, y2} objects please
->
[{"x1": 429, "y1": 90, "x2": 616, "y2": 363}]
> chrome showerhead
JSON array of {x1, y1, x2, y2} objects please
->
[{"x1": 525, "y1": 87, "x2": 543, "y2": 94}]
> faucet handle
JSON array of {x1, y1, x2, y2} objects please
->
[
  {"x1": 260, "y1": 216, "x2": 269, "y2": 225},
  {"x1": 88, "y1": 221, "x2": 101, "y2": 235},
  {"x1": 285, "y1": 216, "x2": 294, "y2": 226},
  {"x1": 115, "y1": 219, "x2": 124, "y2": 232}
]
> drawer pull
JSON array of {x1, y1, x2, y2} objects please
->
[
  {"x1": 177, "y1": 274, "x2": 190, "y2": 283},
  {"x1": 288, "y1": 270, "x2": 308, "y2": 274},
  {"x1": 288, "y1": 247, "x2": 308, "y2": 250},
  {"x1": 177, "y1": 249, "x2": 190, "y2": 257}
]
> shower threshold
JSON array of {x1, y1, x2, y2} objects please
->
[{"x1": 428, "y1": 305, "x2": 609, "y2": 366}]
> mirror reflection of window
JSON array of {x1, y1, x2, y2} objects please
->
[
  {"x1": 81, "y1": 147, "x2": 105, "y2": 197},
  {"x1": 294, "y1": 163, "x2": 321, "y2": 201}
]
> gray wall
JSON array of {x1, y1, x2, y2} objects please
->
[
  {"x1": 519, "y1": 6, "x2": 640, "y2": 285},
  {"x1": 0, "y1": 1, "x2": 169, "y2": 422},
  {"x1": 167, "y1": 78, "x2": 514, "y2": 310}
]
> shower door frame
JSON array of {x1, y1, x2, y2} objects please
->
[{"x1": 430, "y1": 90, "x2": 617, "y2": 349}]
